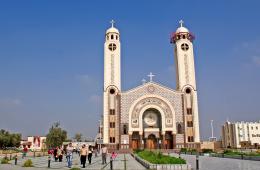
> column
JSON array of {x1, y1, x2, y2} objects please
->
[
  {"x1": 162, "y1": 134, "x2": 166, "y2": 149},
  {"x1": 139, "y1": 131, "x2": 144, "y2": 149},
  {"x1": 172, "y1": 134, "x2": 176, "y2": 149},
  {"x1": 161, "y1": 131, "x2": 165, "y2": 149},
  {"x1": 129, "y1": 131, "x2": 133, "y2": 149}
]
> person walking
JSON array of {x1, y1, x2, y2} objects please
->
[
  {"x1": 80, "y1": 144, "x2": 88, "y2": 168},
  {"x1": 101, "y1": 145, "x2": 108, "y2": 164},
  {"x1": 54, "y1": 147, "x2": 58, "y2": 162},
  {"x1": 88, "y1": 145, "x2": 93, "y2": 164},
  {"x1": 94, "y1": 147, "x2": 98, "y2": 158},
  {"x1": 111, "y1": 151, "x2": 117, "y2": 160},
  {"x1": 22, "y1": 146, "x2": 28, "y2": 159},
  {"x1": 57, "y1": 146, "x2": 63, "y2": 162},
  {"x1": 66, "y1": 143, "x2": 74, "y2": 168}
]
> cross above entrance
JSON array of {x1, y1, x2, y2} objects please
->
[{"x1": 147, "y1": 72, "x2": 155, "y2": 82}]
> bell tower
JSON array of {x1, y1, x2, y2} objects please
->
[
  {"x1": 171, "y1": 20, "x2": 200, "y2": 143},
  {"x1": 103, "y1": 20, "x2": 121, "y2": 148}
]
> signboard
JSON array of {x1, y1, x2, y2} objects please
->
[{"x1": 97, "y1": 139, "x2": 103, "y2": 144}]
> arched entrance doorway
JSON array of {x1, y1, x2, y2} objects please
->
[
  {"x1": 131, "y1": 132, "x2": 140, "y2": 150},
  {"x1": 146, "y1": 134, "x2": 157, "y2": 149},
  {"x1": 164, "y1": 131, "x2": 173, "y2": 149},
  {"x1": 142, "y1": 108, "x2": 161, "y2": 149}
]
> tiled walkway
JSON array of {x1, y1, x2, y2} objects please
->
[{"x1": 1, "y1": 153, "x2": 146, "y2": 170}]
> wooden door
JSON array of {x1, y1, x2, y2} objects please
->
[
  {"x1": 146, "y1": 135, "x2": 156, "y2": 149},
  {"x1": 164, "y1": 139, "x2": 172, "y2": 149},
  {"x1": 132, "y1": 140, "x2": 139, "y2": 149}
]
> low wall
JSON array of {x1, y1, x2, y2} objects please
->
[
  {"x1": 210, "y1": 153, "x2": 260, "y2": 161},
  {"x1": 131, "y1": 153, "x2": 192, "y2": 170}
]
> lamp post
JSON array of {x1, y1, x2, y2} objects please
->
[
  {"x1": 209, "y1": 120, "x2": 217, "y2": 141},
  {"x1": 99, "y1": 120, "x2": 102, "y2": 154}
]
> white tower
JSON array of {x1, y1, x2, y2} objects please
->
[
  {"x1": 103, "y1": 20, "x2": 121, "y2": 147},
  {"x1": 171, "y1": 20, "x2": 200, "y2": 143}
]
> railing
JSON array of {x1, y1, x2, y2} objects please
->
[{"x1": 210, "y1": 153, "x2": 260, "y2": 161}]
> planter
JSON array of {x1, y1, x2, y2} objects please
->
[{"x1": 132, "y1": 153, "x2": 192, "y2": 170}]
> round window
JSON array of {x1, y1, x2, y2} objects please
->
[
  {"x1": 181, "y1": 43, "x2": 189, "y2": 51},
  {"x1": 185, "y1": 88, "x2": 191, "y2": 94},
  {"x1": 108, "y1": 43, "x2": 117, "y2": 51},
  {"x1": 110, "y1": 89, "x2": 115, "y2": 94}
]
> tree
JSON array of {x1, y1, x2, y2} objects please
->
[
  {"x1": 74, "y1": 133, "x2": 83, "y2": 142},
  {"x1": 46, "y1": 122, "x2": 67, "y2": 148},
  {"x1": 0, "y1": 129, "x2": 21, "y2": 149}
]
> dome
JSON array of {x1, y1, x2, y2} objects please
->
[
  {"x1": 176, "y1": 20, "x2": 189, "y2": 33},
  {"x1": 106, "y1": 27, "x2": 119, "y2": 34},
  {"x1": 176, "y1": 26, "x2": 189, "y2": 33}
]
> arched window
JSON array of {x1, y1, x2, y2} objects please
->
[
  {"x1": 111, "y1": 34, "x2": 114, "y2": 40},
  {"x1": 177, "y1": 124, "x2": 182, "y2": 134},
  {"x1": 116, "y1": 35, "x2": 118, "y2": 40},
  {"x1": 123, "y1": 125, "x2": 127, "y2": 134}
]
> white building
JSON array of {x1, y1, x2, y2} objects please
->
[
  {"x1": 222, "y1": 121, "x2": 260, "y2": 148},
  {"x1": 21, "y1": 136, "x2": 46, "y2": 151},
  {"x1": 102, "y1": 20, "x2": 200, "y2": 150}
]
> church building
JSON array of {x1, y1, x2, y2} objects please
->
[{"x1": 102, "y1": 20, "x2": 200, "y2": 150}]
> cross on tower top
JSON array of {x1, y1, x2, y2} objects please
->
[
  {"x1": 110, "y1": 19, "x2": 115, "y2": 27},
  {"x1": 147, "y1": 72, "x2": 155, "y2": 82},
  {"x1": 179, "y1": 20, "x2": 184, "y2": 27}
]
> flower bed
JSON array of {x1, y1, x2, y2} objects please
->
[
  {"x1": 136, "y1": 150, "x2": 186, "y2": 164},
  {"x1": 133, "y1": 150, "x2": 191, "y2": 170}
]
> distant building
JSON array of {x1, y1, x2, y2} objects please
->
[
  {"x1": 200, "y1": 141, "x2": 222, "y2": 152},
  {"x1": 21, "y1": 136, "x2": 46, "y2": 150},
  {"x1": 222, "y1": 121, "x2": 260, "y2": 148},
  {"x1": 62, "y1": 141, "x2": 95, "y2": 150}
]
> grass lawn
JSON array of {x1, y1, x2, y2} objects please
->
[{"x1": 136, "y1": 150, "x2": 186, "y2": 164}]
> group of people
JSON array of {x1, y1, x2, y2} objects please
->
[
  {"x1": 51, "y1": 146, "x2": 64, "y2": 162},
  {"x1": 78, "y1": 144, "x2": 94, "y2": 168},
  {"x1": 47, "y1": 143, "x2": 115, "y2": 168},
  {"x1": 65, "y1": 142, "x2": 96, "y2": 168}
]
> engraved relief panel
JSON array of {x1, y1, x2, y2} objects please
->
[
  {"x1": 120, "y1": 82, "x2": 184, "y2": 126},
  {"x1": 131, "y1": 97, "x2": 173, "y2": 128},
  {"x1": 176, "y1": 134, "x2": 184, "y2": 143}
]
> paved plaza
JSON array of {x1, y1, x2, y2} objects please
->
[
  {"x1": 171, "y1": 153, "x2": 260, "y2": 170},
  {"x1": 2, "y1": 153, "x2": 260, "y2": 170},
  {"x1": 0, "y1": 153, "x2": 146, "y2": 170}
]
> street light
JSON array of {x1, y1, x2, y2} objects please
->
[{"x1": 99, "y1": 120, "x2": 102, "y2": 154}]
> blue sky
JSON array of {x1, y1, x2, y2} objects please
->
[{"x1": 0, "y1": 1, "x2": 260, "y2": 140}]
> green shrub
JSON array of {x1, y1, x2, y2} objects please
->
[
  {"x1": 23, "y1": 159, "x2": 33, "y2": 167},
  {"x1": 180, "y1": 148, "x2": 187, "y2": 153},
  {"x1": 188, "y1": 148, "x2": 197, "y2": 153},
  {"x1": 223, "y1": 150, "x2": 244, "y2": 155},
  {"x1": 1, "y1": 157, "x2": 9, "y2": 164},
  {"x1": 137, "y1": 150, "x2": 186, "y2": 164},
  {"x1": 202, "y1": 149, "x2": 213, "y2": 153},
  {"x1": 246, "y1": 152, "x2": 260, "y2": 156},
  {"x1": 134, "y1": 148, "x2": 143, "y2": 154},
  {"x1": 70, "y1": 168, "x2": 81, "y2": 170}
]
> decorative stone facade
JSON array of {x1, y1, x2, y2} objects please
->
[{"x1": 102, "y1": 20, "x2": 201, "y2": 149}]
